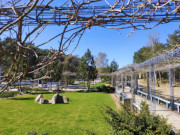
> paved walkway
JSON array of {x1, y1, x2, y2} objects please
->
[{"x1": 116, "y1": 87, "x2": 180, "y2": 132}]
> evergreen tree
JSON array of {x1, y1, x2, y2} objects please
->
[
  {"x1": 166, "y1": 27, "x2": 180, "y2": 49},
  {"x1": 77, "y1": 49, "x2": 97, "y2": 90},
  {"x1": 110, "y1": 59, "x2": 119, "y2": 72}
]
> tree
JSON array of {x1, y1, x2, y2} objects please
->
[
  {"x1": 133, "y1": 32, "x2": 166, "y2": 64},
  {"x1": 166, "y1": 27, "x2": 180, "y2": 85},
  {"x1": 61, "y1": 55, "x2": 80, "y2": 84},
  {"x1": 39, "y1": 55, "x2": 80, "y2": 85},
  {"x1": 133, "y1": 28, "x2": 180, "y2": 85},
  {"x1": 99, "y1": 59, "x2": 119, "y2": 83},
  {"x1": 110, "y1": 59, "x2": 119, "y2": 72},
  {"x1": 133, "y1": 46, "x2": 152, "y2": 63},
  {"x1": 166, "y1": 27, "x2": 180, "y2": 50},
  {"x1": 95, "y1": 52, "x2": 108, "y2": 73},
  {"x1": 62, "y1": 55, "x2": 80, "y2": 73},
  {"x1": 77, "y1": 49, "x2": 97, "y2": 90}
]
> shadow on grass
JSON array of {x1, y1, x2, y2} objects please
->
[
  {"x1": 29, "y1": 91, "x2": 65, "y2": 95},
  {"x1": 10, "y1": 97, "x2": 35, "y2": 100}
]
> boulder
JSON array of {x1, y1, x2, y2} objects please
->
[
  {"x1": 48, "y1": 99, "x2": 52, "y2": 104},
  {"x1": 63, "y1": 96, "x2": 69, "y2": 104},
  {"x1": 39, "y1": 98, "x2": 45, "y2": 104},
  {"x1": 39, "y1": 98, "x2": 49, "y2": 104},
  {"x1": 52, "y1": 93, "x2": 64, "y2": 104},
  {"x1": 35, "y1": 94, "x2": 44, "y2": 102},
  {"x1": 35, "y1": 93, "x2": 69, "y2": 104}
]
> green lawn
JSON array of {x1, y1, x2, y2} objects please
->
[
  {"x1": 74, "y1": 82, "x2": 106, "y2": 88},
  {"x1": 0, "y1": 92, "x2": 115, "y2": 135}
]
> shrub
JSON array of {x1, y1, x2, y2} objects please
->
[
  {"x1": 106, "y1": 86, "x2": 115, "y2": 93},
  {"x1": 23, "y1": 87, "x2": 52, "y2": 94},
  {"x1": 30, "y1": 91, "x2": 51, "y2": 94},
  {"x1": 52, "y1": 90, "x2": 62, "y2": 94},
  {"x1": 104, "y1": 102, "x2": 174, "y2": 135},
  {"x1": 0, "y1": 91, "x2": 19, "y2": 98},
  {"x1": 96, "y1": 86, "x2": 102, "y2": 92},
  {"x1": 96, "y1": 85, "x2": 115, "y2": 93}
]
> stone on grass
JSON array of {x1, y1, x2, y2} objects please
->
[
  {"x1": 39, "y1": 98, "x2": 49, "y2": 104},
  {"x1": 39, "y1": 98, "x2": 45, "y2": 104},
  {"x1": 63, "y1": 96, "x2": 69, "y2": 103},
  {"x1": 35, "y1": 94, "x2": 43, "y2": 102},
  {"x1": 48, "y1": 99, "x2": 52, "y2": 104},
  {"x1": 52, "y1": 93, "x2": 64, "y2": 104},
  {"x1": 35, "y1": 93, "x2": 69, "y2": 104}
]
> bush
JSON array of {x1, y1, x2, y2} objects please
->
[
  {"x1": 96, "y1": 86, "x2": 102, "y2": 92},
  {"x1": 103, "y1": 102, "x2": 174, "y2": 135},
  {"x1": 23, "y1": 87, "x2": 52, "y2": 94},
  {"x1": 30, "y1": 91, "x2": 51, "y2": 94},
  {"x1": 0, "y1": 91, "x2": 19, "y2": 98},
  {"x1": 52, "y1": 90, "x2": 62, "y2": 94},
  {"x1": 96, "y1": 85, "x2": 115, "y2": 93}
]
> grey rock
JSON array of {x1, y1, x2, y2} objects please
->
[
  {"x1": 52, "y1": 93, "x2": 64, "y2": 104},
  {"x1": 35, "y1": 94, "x2": 43, "y2": 102},
  {"x1": 39, "y1": 98, "x2": 45, "y2": 104},
  {"x1": 63, "y1": 96, "x2": 69, "y2": 103},
  {"x1": 48, "y1": 99, "x2": 52, "y2": 104},
  {"x1": 39, "y1": 98, "x2": 49, "y2": 104},
  {"x1": 35, "y1": 93, "x2": 69, "y2": 104}
]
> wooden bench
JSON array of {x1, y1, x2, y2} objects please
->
[
  {"x1": 137, "y1": 90, "x2": 148, "y2": 99},
  {"x1": 151, "y1": 95, "x2": 170, "y2": 108},
  {"x1": 175, "y1": 102, "x2": 180, "y2": 113}
]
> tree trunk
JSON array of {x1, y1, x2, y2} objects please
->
[
  {"x1": 51, "y1": 81, "x2": 52, "y2": 91},
  {"x1": 42, "y1": 80, "x2": 44, "y2": 88},
  {"x1": 65, "y1": 77, "x2": 67, "y2": 87},
  {"x1": 155, "y1": 72, "x2": 160, "y2": 87},
  {"x1": 158, "y1": 71, "x2": 162, "y2": 84},
  {"x1": 173, "y1": 70, "x2": 176, "y2": 86},
  {"x1": 87, "y1": 80, "x2": 90, "y2": 90},
  {"x1": 58, "y1": 80, "x2": 60, "y2": 87},
  {"x1": 143, "y1": 73, "x2": 146, "y2": 81}
]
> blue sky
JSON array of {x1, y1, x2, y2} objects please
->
[
  {"x1": 75, "y1": 23, "x2": 179, "y2": 68},
  {"x1": 37, "y1": 22, "x2": 179, "y2": 68},
  {"x1": 3, "y1": 0, "x2": 178, "y2": 69},
  {"x1": 31, "y1": 0, "x2": 179, "y2": 68}
]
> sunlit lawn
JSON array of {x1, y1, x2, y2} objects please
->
[
  {"x1": 74, "y1": 82, "x2": 106, "y2": 88},
  {"x1": 0, "y1": 92, "x2": 115, "y2": 135}
]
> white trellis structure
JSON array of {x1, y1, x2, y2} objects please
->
[{"x1": 112, "y1": 47, "x2": 180, "y2": 113}]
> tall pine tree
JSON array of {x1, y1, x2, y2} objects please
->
[{"x1": 77, "y1": 49, "x2": 97, "y2": 90}]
